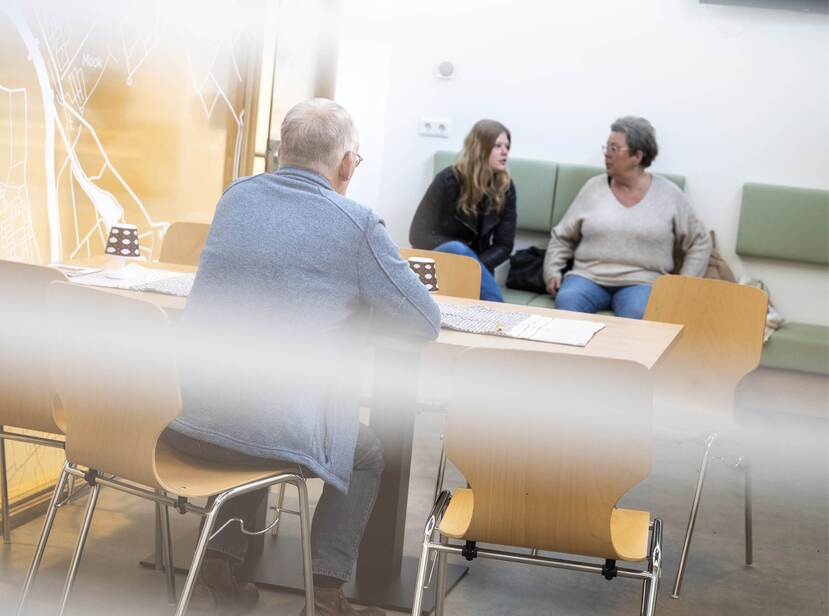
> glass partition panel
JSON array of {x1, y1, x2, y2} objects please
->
[{"x1": 0, "y1": 0, "x2": 266, "y2": 510}]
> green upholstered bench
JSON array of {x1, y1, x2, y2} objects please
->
[
  {"x1": 431, "y1": 152, "x2": 685, "y2": 310},
  {"x1": 737, "y1": 183, "x2": 829, "y2": 375}
]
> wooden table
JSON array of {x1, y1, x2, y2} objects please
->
[
  {"x1": 68, "y1": 257, "x2": 682, "y2": 612},
  {"x1": 433, "y1": 296, "x2": 682, "y2": 370}
]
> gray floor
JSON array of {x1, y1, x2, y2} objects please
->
[{"x1": 1, "y1": 369, "x2": 827, "y2": 615}]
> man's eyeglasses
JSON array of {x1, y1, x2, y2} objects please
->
[
  {"x1": 352, "y1": 151, "x2": 364, "y2": 168},
  {"x1": 602, "y1": 144, "x2": 629, "y2": 155}
]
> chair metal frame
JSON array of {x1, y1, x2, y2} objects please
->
[
  {"x1": 17, "y1": 461, "x2": 314, "y2": 616},
  {"x1": 643, "y1": 275, "x2": 767, "y2": 599},
  {"x1": 412, "y1": 491, "x2": 663, "y2": 616},
  {"x1": 0, "y1": 429, "x2": 66, "y2": 543},
  {"x1": 16, "y1": 281, "x2": 315, "y2": 616},
  {"x1": 0, "y1": 260, "x2": 70, "y2": 544},
  {"x1": 669, "y1": 431, "x2": 754, "y2": 599}
]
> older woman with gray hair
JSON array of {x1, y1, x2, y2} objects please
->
[{"x1": 543, "y1": 116, "x2": 711, "y2": 319}]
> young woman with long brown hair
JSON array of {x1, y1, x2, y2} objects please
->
[{"x1": 409, "y1": 119, "x2": 516, "y2": 301}]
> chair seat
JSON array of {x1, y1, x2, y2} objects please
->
[
  {"x1": 609, "y1": 507, "x2": 650, "y2": 562},
  {"x1": 438, "y1": 488, "x2": 474, "y2": 538},
  {"x1": 438, "y1": 488, "x2": 650, "y2": 562},
  {"x1": 155, "y1": 440, "x2": 295, "y2": 498}
]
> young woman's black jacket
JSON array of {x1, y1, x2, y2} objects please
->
[{"x1": 408, "y1": 167, "x2": 517, "y2": 272}]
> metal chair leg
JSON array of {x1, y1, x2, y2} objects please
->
[
  {"x1": 154, "y1": 503, "x2": 164, "y2": 570},
  {"x1": 433, "y1": 440, "x2": 447, "y2": 505},
  {"x1": 640, "y1": 576, "x2": 651, "y2": 615},
  {"x1": 174, "y1": 496, "x2": 223, "y2": 616},
  {"x1": 411, "y1": 494, "x2": 450, "y2": 616},
  {"x1": 641, "y1": 522, "x2": 657, "y2": 616},
  {"x1": 66, "y1": 475, "x2": 76, "y2": 502},
  {"x1": 743, "y1": 455, "x2": 753, "y2": 566},
  {"x1": 411, "y1": 532, "x2": 432, "y2": 616},
  {"x1": 671, "y1": 432, "x2": 717, "y2": 599},
  {"x1": 270, "y1": 483, "x2": 286, "y2": 537},
  {"x1": 434, "y1": 534, "x2": 449, "y2": 616},
  {"x1": 17, "y1": 461, "x2": 71, "y2": 615},
  {"x1": 58, "y1": 482, "x2": 101, "y2": 616},
  {"x1": 644, "y1": 519, "x2": 663, "y2": 616},
  {"x1": 160, "y1": 500, "x2": 177, "y2": 605},
  {"x1": 0, "y1": 433, "x2": 10, "y2": 543},
  {"x1": 295, "y1": 480, "x2": 315, "y2": 616}
]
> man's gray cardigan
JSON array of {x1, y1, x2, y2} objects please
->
[{"x1": 168, "y1": 167, "x2": 440, "y2": 493}]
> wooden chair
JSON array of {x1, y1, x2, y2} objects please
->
[
  {"x1": 18, "y1": 282, "x2": 315, "y2": 616},
  {"x1": 412, "y1": 348, "x2": 663, "y2": 616},
  {"x1": 0, "y1": 260, "x2": 68, "y2": 544},
  {"x1": 400, "y1": 248, "x2": 482, "y2": 300},
  {"x1": 643, "y1": 275, "x2": 767, "y2": 599},
  {"x1": 158, "y1": 221, "x2": 211, "y2": 266}
]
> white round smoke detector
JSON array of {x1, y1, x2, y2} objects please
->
[{"x1": 437, "y1": 61, "x2": 455, "y2": 80}]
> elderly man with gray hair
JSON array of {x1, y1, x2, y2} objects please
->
[
  {"x1": 163, "y1": 98, "x2": 439, "y2": 615},
  {"x1": 543, "y1": 116, "x2": 711, "y2": 318}
]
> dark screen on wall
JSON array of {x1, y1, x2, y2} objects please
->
[{"x1": 701, "y1": 0, "x2": 828, "y2": 12}]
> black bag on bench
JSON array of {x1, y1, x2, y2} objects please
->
[{"x1": 506, "y1": 247, "x2": 547, "y2": 294}]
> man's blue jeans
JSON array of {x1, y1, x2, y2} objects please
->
[
  {"x1": 162, "y1": 424, "x2": 384, "y2": 582},
  {"x1": 555, "y1": 274, "x2": 652, "y2": 319},
  {"x1": 433, "y1": 241, "x2": 504, "y2": 302}
]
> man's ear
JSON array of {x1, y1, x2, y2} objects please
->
[{"x1": 338, "y1": 152, "x2": 355, "y2": 182}]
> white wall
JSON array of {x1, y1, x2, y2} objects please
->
[{"x1": 335, "y1": 0, "x2": 829, "y2": 325}]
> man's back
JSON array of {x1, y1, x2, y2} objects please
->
[{"x1": 170, "y1": 166, "x2": 440, "y2": 491}]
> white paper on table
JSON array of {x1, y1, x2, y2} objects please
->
[
  {"x1": 506, "y1": 314, "x2": 605, "y2": 347},
  {"x1": 68, "y1": 264, "x2": 185, "y2": 290}
]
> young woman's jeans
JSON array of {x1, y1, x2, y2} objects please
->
[
  {"x1": 432, "y1": 240, "x2": 504, "y2": 302},
  {"x1": 555, "y1": 274, "x2": 652, "y2": 319},
  {"x1": 162, "y1": 424, "x2": 384, "y2": 582}
]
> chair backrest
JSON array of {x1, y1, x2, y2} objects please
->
[
  {"x1": 400, "y1": 248, "x2": 481, "y2": 299},
  {"x1": 0, "y1": 260, "x2": 67, "y2": 434},
  {"x1": 445, "y1": 348, "x2": 652, "y2": 559},
  {"x1": 644, "y1": 275, "x2": 768, "y2": 413},
  {"x1": 159, "y1": 221, "x2": 210, "y2": 266},
  {"x1": 48, "y1": 282, "x2": 181, "y2": 489}
]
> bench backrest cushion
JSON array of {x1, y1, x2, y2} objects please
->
[
  {"x1": 736, "y1": 183, "x2": 829, "y2": 265},
  {"x1": 553, "y1": 164, "x2": 687, "y2": 227},
  {"x1": 433, "y1": 151, "x2": 558, "y2": 232}
]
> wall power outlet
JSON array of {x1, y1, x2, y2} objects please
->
[{"x1": 418, "y1": 118, "x2": 450, "y2": 139}]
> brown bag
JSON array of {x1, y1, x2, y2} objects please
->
[
  {"x1": 703, "y1": 231, "x2": 736, "y2": 282},
  {"x1": 673, "y1": 230, "x2": 736, "y2": 282}
]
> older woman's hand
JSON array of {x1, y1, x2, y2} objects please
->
[{"x1": 546, "y1": 276, "x2": 561, "y2": 298}]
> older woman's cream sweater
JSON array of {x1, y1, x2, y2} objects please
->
[{"x1": 543, "y1": 174, "x2": 711, "y2": 287}]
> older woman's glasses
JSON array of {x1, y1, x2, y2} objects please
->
[
  {"x1": 352, "y1": 151, "x2": 364, "y2": 168},
  {"x1": 602, "y1": 144, "x2": 629, "y2": 155}
]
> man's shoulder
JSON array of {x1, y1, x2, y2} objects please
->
[
  {"x1": 317, "y1": 187, "x2": 381, "y2": 232},
  {"x1": 219, "y1": 172, "x2": 277, "y2": 202}
]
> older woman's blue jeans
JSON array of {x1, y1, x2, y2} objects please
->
[
  {"x1": 432, "y1": 241, "x2": 504, "y2": 302},
  {"x1": 555, "y1": 274, "x2": 652, "y2": 319}
]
